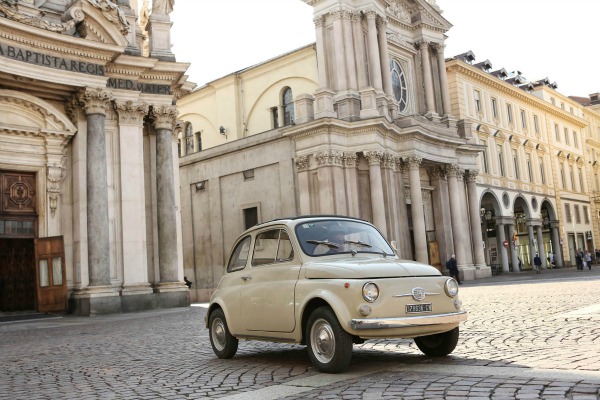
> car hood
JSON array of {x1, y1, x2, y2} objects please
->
[{"x1": 303, "y1": 256, "x2": 442, "y2": 279}]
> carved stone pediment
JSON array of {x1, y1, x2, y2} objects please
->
[
  {"x1": 72, "y1": 0, "x2": 129, "y2": 46},
  {"x1": 384, "y1": 0, "x2": 451, "y2": 31}
]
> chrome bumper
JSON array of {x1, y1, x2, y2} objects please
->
[{"x1": 350, "y1": 311, "x2": 468, "y2": 330}]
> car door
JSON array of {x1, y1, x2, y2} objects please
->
[{"x1": 241, "y1": 228, "x2": 300, "y2": 333}]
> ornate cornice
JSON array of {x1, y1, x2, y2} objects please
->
[
  {"x1": 114, "y1": 100, "x2": 148, "y2": 125},
  {"x1": 78, "y1": 88, "x2": 113, "y2": 115},
  {"x1": 151, "y1": 105, "x2": 178, "y2": 131}
]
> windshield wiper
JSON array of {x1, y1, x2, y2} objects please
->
[
  {"x1": 344, "y1": 240, "x2": 371, "y2": 248},
  {"x1": 306, "y1": 239, "x2": 339, "y2": 248}
]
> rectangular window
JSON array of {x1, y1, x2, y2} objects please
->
[
  {"x1": 550, "y1": 97, "x2": 555, "y2": 106},
  {"x1": 474, "y1": 90, "x2": 481, "y2": 113},
  {"x1": 574, "y1": 205, "x2": 581, "y2": 224},
  {"x1": 570, "y1": 168, "x2": 576, "y2": 190},
  {"x1": 573, "y1": 131, "x2": 578, "y2": 148},
  {"x1": 497, "y1": 145, "x2": 505, "y2": 177},
  {"x1": 520, "y1": 109, "x2": 527, "y2": 129},
  {"x1": 481, "y1": 140, "x2": 489, "y2": 173},
  {"x1": 491, "y1": 97, "x2": 498, "y2": 118},
  {"x1": 526, "y1": 154, "x2": 533, "y2": 182},
  {"x1": 539, "y1": 157, "x2": 546, "y2": 184},
  {"x1": 560, "y1": 164, "x2": 566, "y2": 188},
  {"x1": 595, "y1": 172, "x2": 599, "y2": 191},
  {"x1": 243, "y1": 207, "x2": 259, "y2": 230},
  {"x1": 584, "y1": 206, "x2": 590, "y2": 224},
  {"x1": 564, "y1": 128, "x2": 570, "y2": 145},
  {"x1": 565, "y1": 204, "x2": 571, "y2": 224},
  {"x1": 195, "y1": 131, "x2": 202, "y2": 152},
  {"x1": 271, "y1": 107, "x2": 279, "y2": 129},
  {"x1": 533, "y1": 115, "x2": 539, "y2": 134},
  {"x1": 507, "y1": 104, "x2": 513, "y2": 124},
  {"x1": 579, "y1": 168, "x2": 584, "y2": 192},
  {"x1": 561, "y1": 102, "x2": 565, "y2": 110},
  {"x1": 555, "y1": 124, "x2": 560, "y2": 141},
  {"x1": 512, "y1": 149, "x2": 520, "y2": 179}
]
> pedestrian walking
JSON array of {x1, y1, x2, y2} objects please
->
[
  {"x1": 548, "y1": 251, "x2": 555, "y2": 268},
  {"x1": 585, "y1": 251, "x2": 592, "y2": 271},
  {"x1": 576, "y1": 249, "x2": 584, "y2": 270},
  {"x1": 533, "y1": 253, "x2": 542, "y2": 274},
  {"x1": 446, "y1": 254, "x2": 461, "y2": 285}
]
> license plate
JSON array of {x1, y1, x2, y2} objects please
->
[{"x1": 406, "y1": 303, "x2": 432, "y2": 313}]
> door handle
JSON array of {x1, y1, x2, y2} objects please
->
[{"x1": 241, "y1": 276, "x2": 252, "y2": 281}]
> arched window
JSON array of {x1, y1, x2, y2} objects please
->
[
  {"x1": 185, "y1": 122, "x2": 194, "y2": 155},
  {"x1": 390, "y1": 60, "x2": 408, "y2": 113},
  {"x1": 282, "y1": 87, "x2": 295, "y2": 126}
]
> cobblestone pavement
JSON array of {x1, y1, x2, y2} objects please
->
[{"x1": 1, "y1": 267, "x2": 599, "y2": 399}]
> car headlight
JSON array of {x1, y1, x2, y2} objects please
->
[
  {"x1": 445, "y1": 278, "x2": 459, "y2": 297},
  {"x1": 362, "y1": 282, "x2": 379, "y2": 302}
]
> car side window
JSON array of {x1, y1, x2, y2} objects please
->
[
  {"x1": 252, "y1": 229, "x2": 294, "y2": 266},
  {"x1": 227, "y1": 236, "x2": 251, "y2": 272}
]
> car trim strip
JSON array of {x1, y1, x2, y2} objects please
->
[{"x1": 350, "y1": 311, "x2": 468, "y2": 330}]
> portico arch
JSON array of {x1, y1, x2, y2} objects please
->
[
  {"x1": 540, "y1": 199, "x2": 562, "y2": 267},
  {"x1": 513, "y1": 196, "x2": 534, "y2": 270}
]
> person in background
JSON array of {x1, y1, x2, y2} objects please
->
[
  {"x1": 533, "y1": 253, "x2": 542, "y2": 274},
  {"x1": 585, "y1": 251, "x2": 592, "y2": 271},
  {"x1": 446, "y1": 254, "x2": 461, "y2": 285}
]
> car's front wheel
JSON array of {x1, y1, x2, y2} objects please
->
[
  {"x1": 209, "y1": 308, "x2": 238, "y2": 359},
  {"x1": 414, "y1": 327, "x2": 459, "y2": 356},
  {"x1": 306, "y1": 307, "x2": 353, "y2": 373}
]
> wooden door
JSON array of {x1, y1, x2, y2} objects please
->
[{"x1": 34, "y1": 236, "x2": 67, "y2": 313}]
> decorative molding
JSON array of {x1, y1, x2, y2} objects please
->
[
  {"x1": 382, "y1": 153, "x2": 396, "y2": 169},
  {"x1": 428, "y1": 166, "x2": 446, "y2": 180},
  {"x1": 114, "y1": 100, "x2": 148, "y2": 125},
  {"x1": 315, "y1": 151, "x2": 343, "y2": 166},
  {"x1": 465, "y1": 169, "x2": 479, "y2": 182},
  {"x1": 78, "y1": 87, "x2": 113, "y2": 115},
  {"x1": 447, "y1": 164, "x2": 461, "y2": 177},
  {"x1": 343, "y1": 152, "x2": 358, "y2": 168},
  {"x1": 0, "y1": 1, "x2": 84, "y2": 33},
  {"x1": 86, "y1": 0, "x2": 130, "y2": 35},
  {"x1": 405, "y1": 156, "x2": 423, "y2": 169},
  {"x1": 295, "y1": 155, "x2": 309, "y2": 171},
  {"x1": 364, "y1": 150, "x2": 384, "y2": 166},
  {"x1": 385, "y1": 0, "x2": 413, "y2": 23},
  {"x1": 47, "y1": 163, "x2": 67, "y2": 217}
]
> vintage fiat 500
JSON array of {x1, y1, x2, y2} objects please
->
[{"x1": 205, "y1": 216, "x2": 467, "y2": 373}]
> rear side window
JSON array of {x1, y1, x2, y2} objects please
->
[{"x1": 227, "y1": 236, "x2": 251, "y2": 272}]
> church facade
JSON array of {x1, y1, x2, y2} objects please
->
[
  {"x1": 0, "y1": 0, "x2": 194, "y2": 315},
  {"x1": 178, "y1": 0, "x2": 492, "y2": 302}
]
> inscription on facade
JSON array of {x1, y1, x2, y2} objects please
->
[
  {"x1": 106, "y1": 78, "x2": 172, "y2": 95},
  {"x1": 0, "y1": 42, "x2": 105, "y2": 76}
]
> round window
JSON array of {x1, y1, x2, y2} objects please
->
[{"x1": 390, "y1": 60, "x2": 408, "y2": 113}]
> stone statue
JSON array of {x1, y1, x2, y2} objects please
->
[{"x1": 151, "y1": 0, "x2": 173, "y2": 14}]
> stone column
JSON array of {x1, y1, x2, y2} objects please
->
[
  {"x1": 342, "y1": 10, "x2": 357, "y2": 91},
  {"x1": 457, "y1": 171, "x2": 474, "y2": 266},
  {"x1": 377, "y1": 18, "x2": 395, "y2": 119},
  {"x1": 332, "y1": 10, "x2": 348, "y2": 91},
  {"x1": 115, "y1": 100, "x2": 152, "y2": 296},
  {"x1": 382, "y1": 154, "x2": 400, "y2": 246},
  {"x1": 496, "y1": 222, "x2": 510, "y2": 273},
  {"x1": 447, "y1": 165, "x2": 466, "y2": 267},
  {"x1": 433, "y1": 43, "x2": 452, "y2": 117},
  {"x1": 152, "y1": 105, "x2": 181, "y2": 286},
  {"x1": 396, "y1": 160, "x2": 412, "y2": 259},
  {"x1": 352, "y1": 11, "x2": 368, "y2": 89},
  {"x1": 343, "y1": 152, "x2": 360, "y2": 218},
  {"x1": 551, "y1": 222, "x2": 563, "y2": 267},
  {"x1": 507, "y1": 223, "x2": 520, "y2": 272},
  {"x1": 429, "y1": 167, "x2": 454, "y2": 266},
  {"x1": 295, "y1": 156, "x2": 311, "y2": 215},
  {"x1": 527, "y1": 222, "x2": 536, "y2": 268},
  {"x1": 536, "y1": 225, "x2": 547, "y2": 269},
  {"x1": 466, "y1": 170, "x2": 486, "y2": 269},
  {"x1": 365, "y1": 10, "x2": 383, "y2": 91},
  {"x1": 365, "y1": 151, "x2": 387, "y2": 234},
  {"x1": 417, "y1": 41, "x2": 436, "y2": 116},
  {"x1": 314, "y1": 15, "x2": 329, "y2": 89},
  {"x1": 407, "y1": 157, "x2": 428, "y2": 264},
  {"x1": 315, "y1": 152, "x2": 336, "y2": 214},
  {"x1": 79, "y1": 88, "x2": 113, "y2": 288}
]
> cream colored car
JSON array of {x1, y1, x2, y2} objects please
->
[{"x1": 206, "y1": 216, "x2": 467, "y2": 373}]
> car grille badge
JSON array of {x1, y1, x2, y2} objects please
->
[{"x1": 411, "y1": 287, "x2": 426, "y2": 301}]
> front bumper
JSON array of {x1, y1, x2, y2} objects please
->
[{"x1": 350, "y1": 311, "x2": 468, "y2": 330}]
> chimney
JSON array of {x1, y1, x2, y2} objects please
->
[{"x1": 590, "y1": 93, "x2": 600, "y2": 105}]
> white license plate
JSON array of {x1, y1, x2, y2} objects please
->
[{"x1": 406, "y1": 303, "x2": 432, "y2": 313}]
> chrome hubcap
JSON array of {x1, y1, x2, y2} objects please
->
[
  {"x1": 212, "y1": 318, "x2": 226, "y2": 351},
  {"x1": 311, "y1": 318, "x2": 335, "y2": 363}
]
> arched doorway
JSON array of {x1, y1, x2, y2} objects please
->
[
  {"x1": 540, "y1": 200, "x2": 562, "y2": 268},
  {"x1": 513, "y1": 196, "x2": 532, "y2": 270},
  {"x1": 480, "y1": 191, "x2": 501, "y2": 270}
]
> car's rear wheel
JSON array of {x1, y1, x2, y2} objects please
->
[
  {"x1": 306, "y1": 307, "x2": 353, "y2": 373},
  {"x1": 414, "y1": 327, "x2": 459, "y2": 356},
  {"x1": 209, "y1": 309, "x2": 238, "y2": 359}
]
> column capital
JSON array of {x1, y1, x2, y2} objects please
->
[
  {"x1": 415, "y1": 40, "x2": 430, "y2": 51},
  {"x1": 364, "y1": 150, "x2": 384, "y2": 166},
  {"x1": 315, "y1": 151, "x2": 343, "y2": 166},
  {"x1": 151, "y1": 105, "x2": 178, "y2": 131},
  {"x1": 295, "y1": 155, "x2": 310, "y2": 171},
  {"x1": 428, "y1": 166, "x2": 446, "y2": 181},
  {"x1": 376, "y1": 17, "x2": 388, "y2": 29},
  {"x1": 343, "y1": 152, "x2": 358, "y2": 168},
  {"x1": 465, "y1": 169, "x2": 479, "y2": 182},
  {"x1": 78, "y1": 88, "x2": 113, "y2": 116},
  {"x1": 364, "y1": 8, "x2": 379, "y2": 20},
  {"x1": 313, "y1": 15, "x2": 325, "y2": 27},
  {"x1": 382, "y1": 153, "x2": 397, "y2": 169},
  {"x1": 430, "y1": 42, "x2": 445, "y2": 53},
  {"x1": 447, "y1": 164, "x2": 461, "y2": 177},
  {"x1": 405, "y1": 156, "x2": 423, "y2": 169},
  {"x1": 114, "y1": 100, "x2": 148, "y2": 125},
  {"x1": 351, "y1": 10, "x2": 362, "y2": 22}
]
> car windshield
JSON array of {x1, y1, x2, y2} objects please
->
[{"x1": 295, "y1": 219, "x2": 395, "y2": 257}]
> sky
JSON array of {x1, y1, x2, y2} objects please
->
[{"x1": 168, "y1": 0, "x2": 599, "y2": 98}]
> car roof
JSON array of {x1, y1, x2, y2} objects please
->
[{"x1": 249, "y1": 215, "x2": 370, "y2": 231}]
